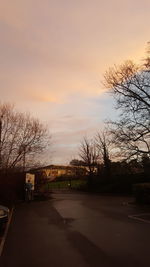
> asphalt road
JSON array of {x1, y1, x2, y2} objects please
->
[{"x1": 1, "y1": 192, "x2": 150, "y2": 267}]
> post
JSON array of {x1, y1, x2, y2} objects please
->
[{"x1": 23, "y1": 145, "x2": 26, "y2": 172}]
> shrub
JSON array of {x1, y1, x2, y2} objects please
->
[{"x1": 133, "y1": 183, "x2": 150, "y2": 204}]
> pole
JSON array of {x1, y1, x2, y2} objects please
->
[{"x1": 23, "y1": 145, "x2": 26, "y2": 172}]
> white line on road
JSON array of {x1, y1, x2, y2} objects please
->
[{"x1": 128, "y1": 213, "x2": 150, "y2": 224}]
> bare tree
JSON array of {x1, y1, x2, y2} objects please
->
[
  {"x1": 104, "y1": 60, "x2": 150, "y2": 113},
  {"x1": 70, "y1": 159, "x2": 86, "y2": 166},
  {"x1": 96, "y1": 130, "x2": 112, "y2": 176},
  {"x1": 79, "y1": 137, "x2": 99, "y2": 178},
  {"x1": 109, "y1": 117, "x2": 150, "y2": 160},
  {"x1": 0, "y1": 103, "x2": 51, "y2": 172},
  {"x1": 144, "y1": 41, "x2": 150, "y2": 70},
  {"x1": 104, "y1": 54, "x2": 150, "y2": 159}
]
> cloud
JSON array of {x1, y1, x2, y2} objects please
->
[
  {"x1": 0, "y1": 0, "x2": 147, "y2": 110},
  {"x1": 0, "y1": 0, "x2": 149, "y2": 164}
]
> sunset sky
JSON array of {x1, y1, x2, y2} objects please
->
[{"x1": 0, "y1": 0, "x2": 149, "y2": 164}]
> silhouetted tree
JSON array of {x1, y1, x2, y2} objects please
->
[
  {"x1": 79, "y1": 137, "x2": 99, "y2": 185},
  {"x1": 70, "y1": 159, "x2": 86, "y2": 166},
  {"x1": 96, "y1": 130, "x2": 112, "y2": 177},
  {"x1": 144, "y1": 41, "x2": 150, "y2": 70},
  {"x1": 0, "y1": 103, "x2": 51, "y2": 172},
  {"x1": 104, "y1": 47, "x2": 150, "y2": 160}
]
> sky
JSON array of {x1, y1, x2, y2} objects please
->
[{"x1": 0, "y1": 0, "x2": 149, "y2": 164}]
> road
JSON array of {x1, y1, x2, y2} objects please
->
[{"x1": 0, "y1": 192, "x2": 150, "y2": 267}]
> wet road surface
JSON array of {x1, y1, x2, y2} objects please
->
[{"x1": 1, "y1": 192, "x2": 150, "y2": 267}]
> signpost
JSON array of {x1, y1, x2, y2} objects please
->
[
  {"x1": 26, "y1": 173, "x2": 35, "y2": 201},
  {"x1": 26, "y1": 173, "x2": 35, "y2": 189}
]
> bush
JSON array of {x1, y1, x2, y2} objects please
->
[
  {"x1": 0, "y1": 172, "x2": 25, "y2": 205},
  {"x1": 133, "y1": 183, "x2": 150, "y2": 204}
]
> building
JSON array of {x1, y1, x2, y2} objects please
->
[{"x1": 31, "y1": 165, "x2": 87, "y2": 181}]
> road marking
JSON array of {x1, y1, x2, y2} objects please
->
[
  {"x1": 128, "y1": 213, "x2": 150, "y2": 224},
  {"x1": 0, "y1": 207, "x2": 14, "y2": 257}
]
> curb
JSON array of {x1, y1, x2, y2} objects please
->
[{"x1": 0, "y1": 207, "x2": 14, "y2": 257}]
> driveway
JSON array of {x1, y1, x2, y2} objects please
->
[{"x1": 0, "y1": 192, "x2": 150, "y2": 267}]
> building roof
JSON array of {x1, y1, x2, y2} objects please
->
[{"x1": 30, "y1": 164, "x2": 83, "y2": 172}]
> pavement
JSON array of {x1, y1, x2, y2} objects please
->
[{"x1": 0, "y1": 192, "x2": 150, "y2": 267}]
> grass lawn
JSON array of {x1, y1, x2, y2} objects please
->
[{"x1": 46, "y1": 179, "x2": 87, "y2": 190}]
